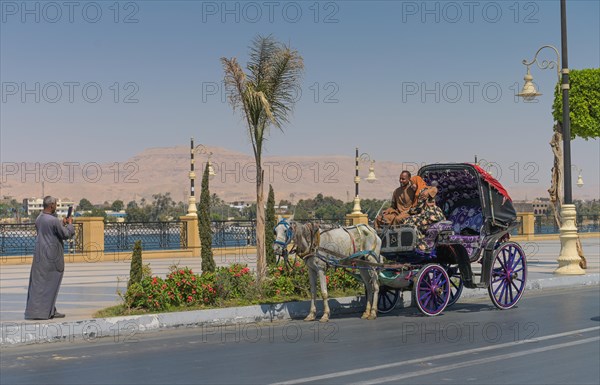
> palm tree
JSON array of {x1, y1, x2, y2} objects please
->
[{"x1": 221, "y1": 35, "x2": 304, "y2": 281}]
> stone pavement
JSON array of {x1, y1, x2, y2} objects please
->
[{"x1": 1, "y1": 238, "x2": 598, "y2": 345}]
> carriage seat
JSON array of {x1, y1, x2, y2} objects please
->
[
  {"x1": 442, "y1": 205, "x2": 484, "y2": 257},
  {"x1": 423, "y1": 220, "x2": 453, "y2": 250},
  {"x1": 447, "y1": 205, "x2": 483, "y2": 235}
]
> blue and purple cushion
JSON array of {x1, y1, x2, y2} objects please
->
[
  {"x1": 448, "y1": 205, "x2": 483, "y2": 234},
  {"x1": 447, "y1": 235, "x2": 481, "y2": 256},
  {"x1": 423, "y1": 221, "x2": 453, "y2": 249}
]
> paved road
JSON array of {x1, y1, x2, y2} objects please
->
[{"x1": 1, "y1": 286, "x2": 598, "y2": 385}]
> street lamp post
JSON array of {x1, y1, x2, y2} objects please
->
[
  {"x1": 349, "y1": 147, "x2": 376, "y2": 218},
  {"x1": 187, "y1": 137, "x2": 216, "y2": 216},
  {"x1": 572, "y1": 165, "x2": 584, "y2": 188},
  {"x1": 517, "y1": 0, "x2": 584, "y2": 274}
]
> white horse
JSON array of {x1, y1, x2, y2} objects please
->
[{"x1": 273, "y1": 219, "x2": 382, "y2": 322}]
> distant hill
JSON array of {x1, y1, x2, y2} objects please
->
[{"x1": 0, "y1": 145, "x2": 571, "y2": 205}]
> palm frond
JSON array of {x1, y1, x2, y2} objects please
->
[
  {"x1": 222, "y1": 35, "x2": 303, "y2": 157},
  {"x1": 222, "y1": 57, "x2": 257, "y2": 155},
  {"x1": 247, "y1": 35, "x2": 278, "y2": 90},
  {"x1": 265, "y1": 46, "x2": 304, "y2": 130},
  {"x1": 221, "y1": 57, "x2": 248, "y2": 114}
]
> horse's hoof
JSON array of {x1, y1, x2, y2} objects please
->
[
  {"x1": 361, "y1": 313, "x2": 369, "y2": 319},
  {"x1": 319, "y1": 316, "x2": 329, "y2": 323},
  {"x1": 367, "y1": 314, "x2": 377, "y2": 320},
  {"x1": 304, "y1": 315, "x2": 316, "y2": 322}
]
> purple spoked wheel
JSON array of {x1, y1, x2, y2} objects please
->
[
  {"x1": 488, "y1": 242, "x2": 527, "y2": 310},
  {"x1": 377, "y1": 287, "x2": 400, "y2": 314},
  {"x1": 413, "y1": 264, "x2": 450, "y2": 316},
  {"x1": 444, "y1": 265, "x2": 463, "y2": 307}
]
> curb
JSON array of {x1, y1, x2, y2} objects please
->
[
  {"x1": 0, "y1": 297, "x2": 368, "y2": 346},
  {"x1": 1, "y1": 274, "x2": 598, "y2": 347}
]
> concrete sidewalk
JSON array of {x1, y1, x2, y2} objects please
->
[{"x1": 1, "y1": 238, "x2": 598, "y2": 346}]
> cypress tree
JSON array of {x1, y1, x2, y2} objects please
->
[
  {"x1": 266, "y1": 184, "x2": 276, "y2": 266},
  {"x1": 199, "y1": 163, "x2": 215, "y2": 273},
  {"x1": 128, "y1": 240, "x2": 143, "y2": 288}
]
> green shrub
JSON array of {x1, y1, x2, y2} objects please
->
[
  {"x1": 214, "y1": 264, "x2": 254, "y2": 301},
  {"x1": 328, "y1": 266, "x2": 362, "y2": 291},
  {"x1": 128, "y1": 240, "x2": 143, "y2": 289},
  {"x1": 121, "y1": 259, "x2": 362, "y2": 313},
  {"x1": 265, "y1": 260, "x2": 307, "y2": 297},
  {"x1": 165, "y1": 267, "x2": 200, "y2": 306},
  {"x1": 125, "y1": 276, "x2": 171, "y2": 311}
]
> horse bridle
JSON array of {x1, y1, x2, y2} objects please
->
[{"x1": 274, "y1": 219, "x2": 294, "y2": 249}]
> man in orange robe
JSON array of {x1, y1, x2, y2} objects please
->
[{"x1": 375, "y1": 171, "x2": 438, "y2": 229}]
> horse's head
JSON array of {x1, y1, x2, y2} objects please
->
[{"x1": 273, "y1": 218, "x2": 293, "y2": 257}]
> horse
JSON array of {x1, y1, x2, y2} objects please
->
[
  {"x1": 273, "y1": 219, "x2": 382, "y2": 322},
  {"x1": 272, "y1": 218, "x2": 294, "y2": 269}
]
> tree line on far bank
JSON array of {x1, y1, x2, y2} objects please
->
[
  {"x1": 71, "y1": 192, "x2": 391, "y2": 223},
  {"x1": 2, "y1": 194, "x2": 599, "y2": 224}
]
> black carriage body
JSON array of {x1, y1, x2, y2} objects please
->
[
  {"x1": 379, "y1": 163, "x2": 519, "y2": 289},
  {"x1": 376, "y1": 163, "x2": 527, "y2": 315},
  {"x1": 420, "y1": 163, "x2": 518, "y2": 288}
]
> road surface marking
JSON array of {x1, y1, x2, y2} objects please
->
[
  {"x1": 271, "y1": 326, "x2": 600, "y2": 385},
  {"x1": 354, "y1": 336, "x2": 600, "y2": 385}
]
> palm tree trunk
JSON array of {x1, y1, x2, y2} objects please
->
[{"x1": 255, "y1": 167, "x2": 266, "y2": 281}]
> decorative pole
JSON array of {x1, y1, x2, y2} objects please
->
[
  {"x1": 554, "y1": 0, "x2": 583, "y2": 274},
  {"x1": 347, "y1": 147, "x2": 376, "y2": 225},
  {"x1": 516, "y1": 0, "x2": 583, "y2": 274},
  {"x1": 351, "y1": 147, "x2": 362, "y2": 214},
  {"x1": 187, "y1": 137, "x2": 197, "y2": 216}
]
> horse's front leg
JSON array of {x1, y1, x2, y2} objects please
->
[
  {"x1": 304, "y1": 266, "x2": 317, "y2": 322},
  {"x1": 317, "y1": 267, "x2": 330, "y2": 322},
  {"x1": 359, "y1": 269, "x2": 377, "y2": 320},
  {"x1": 359, "y1": 271, "x2": 371, "y2": 319},
  {"x1": 369, "y1": 268, "x2": 379, "y2": 320}
]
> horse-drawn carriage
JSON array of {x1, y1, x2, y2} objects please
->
[
  {"x1": 376, "y1": 163, "x2": 526, "y2": 315},
  {"x1": 273, "y1": 163, "x2": 526, "y2": 319}
]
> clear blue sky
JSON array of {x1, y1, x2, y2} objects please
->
[{"x1": 1, "y1": 0, "x2": 599, "y2": 199}]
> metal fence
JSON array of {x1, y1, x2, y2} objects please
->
[
  {"x1": 211, "y1": 220, "x2": 256, "y2": 247},
  {"x1": 210, "y1": 218, "x2": 345, "y2": 248},
  {"x1": 534, "y1": 214, "x2": 600, "y2": 234},
  {"x1": 0, "y1": 223, "x2": 83, "y2": 256},
  {"x1": 510, "y1": 217, "x2": 524, "y2": 236},
  {"x1": 294, "y1": 218, "x2": 345, "y2": 226},
  {"x1": 104, "y1": 221, "x2": 187, "y2": 252},
  {"x1": 3, "y1": 214, "x2": 595, "y2": 256},
  {"x1": 211, "y1": 218, "x2": 344, "y2": 247},
  {"x1": 577, "y1": 215, "x2": 600, "y2": 233}
]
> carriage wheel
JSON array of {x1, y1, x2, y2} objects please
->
[
  {"x1": 444, "y1": 264, "x2": 463, "y2": 307},
  {"x1": 488, "y1": 242, "x2": 527, "y2": 310},
  {"x1": 377, "y1": 286, "x2": 400, "y2": 314},
  {"x1": 413, "y1": 264, "x2": 450, "y2": 316}
]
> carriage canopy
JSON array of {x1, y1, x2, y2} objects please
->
[{"x1": 418, "y1": 163, "x2": 517, "y2": 233}]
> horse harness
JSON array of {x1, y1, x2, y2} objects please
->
[
  {"x1": 298, "y1": 223, "x2": 380, "y2": 268},
  {"x1": 274, "y1": 219, "x2": 293, "y2": 248},
  {"x1": 295, "y1": 222, "x2": 321, "y2": 259}
]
